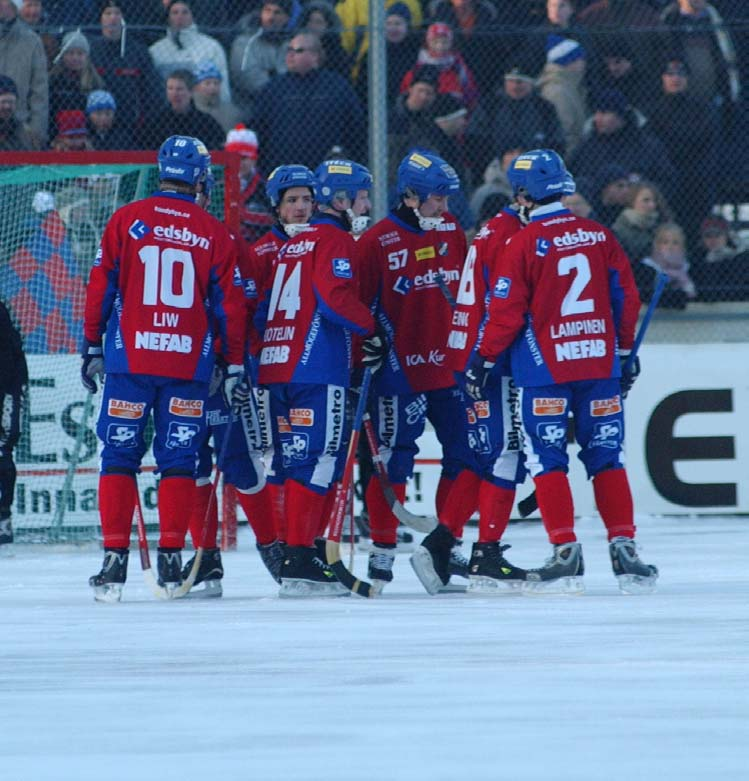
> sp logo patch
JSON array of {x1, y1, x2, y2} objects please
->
[
  {"x1": 332, "y1": 257, "x2": 352, "y2": 278},
  {"x1": 493, "y1": 277, "x2": 511, "y2": 299}
]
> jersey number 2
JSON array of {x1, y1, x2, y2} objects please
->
[
  {"x1": 558, "y1": 253, "x2": 593, "y2": 316},
  {"x1": 139, "y1": 246, "x2": 194, "y2": 308}
]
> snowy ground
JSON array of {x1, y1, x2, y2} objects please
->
[{"x1": 1, "y1": 514, "x2": 747, "y2": 781}]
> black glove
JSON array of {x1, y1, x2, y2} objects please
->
[
  {"x1": 81, "y1": 340, "x2": 104, "y2": 394},
  {"x1": 464, "y1": 352, "x2": 495, "y2": 402},
  {"x1": 209, "y1": 356, "x2": 227, "y2": 397},
  {"x1": 619, "y1": 351, "x2": 641, "y2": 399},
  {"x1": 362, "y1": 325, "x2": 389, "y2": 374}
]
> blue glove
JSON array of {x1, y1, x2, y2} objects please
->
[
  {"x1": 464, "y1": 352, "x2": 495, "y2": 402},
  {"x1": 81, "y1": 340, "x2": 104, "y2": 394},
  {"x1": 619, "y1": 351, "x2": 641, "y2": 399}
]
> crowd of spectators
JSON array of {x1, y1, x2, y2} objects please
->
[{"x1": 1, "y1": 0, "x2": 749, "y2": 302}]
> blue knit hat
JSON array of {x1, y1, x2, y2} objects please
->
[
  {"x1": 546, "y1": 35, "x2": 586, "y2": 66},
  {"x1": 86, "y1": 90, "x2": 116, "y2": 114},
  {"x1": 194, "y1": 61, "x2": 222, "y2": 84}
]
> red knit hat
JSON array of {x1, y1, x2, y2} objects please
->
[
  {"x1": 224, "y1": 124, "x2": 258, "y2": 159},
  {"x1": 56, "y1": 110, "x2": 88, "y2": 137}
]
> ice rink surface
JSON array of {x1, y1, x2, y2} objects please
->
[{"x1": 1, "y1": 514, "x2": 747, "y2": 781}]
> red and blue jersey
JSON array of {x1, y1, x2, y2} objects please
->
[
  {"x1": 446, "y1": 207, "x2": 523, "y2": 372},
  {"x1": 256, "y1": 214, "x2": 374, "y2": 388},
  {"x1": 480, "y1": 203, "x2": 640, "y2": 387},
  {"x1": 358, "y1": 210, "x2": 467, "y2": 395},
  {"x1": 84, "y1": 191, "x2": 246, "y2": 382}
]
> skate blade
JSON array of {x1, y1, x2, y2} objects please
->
[
  {"x1": 437, "y1": 581, "x2": 467, "y2": 594},
  {"x1": 357, "y1": 538, "x2": 415, "y2": 555},
  {"x1": 409, "y1": 548, "x2": 447, "y2": 596},
  {"x1": 160, "y1": 582, "x2": 184, "y2": 599},
  {"x1": 616, "y1": 573, "x2": 658, "y2": 595},
  {"x1": 184, "y1": 579, "x2": 223, "y2": 599},
  {"x1": 369, "y1": 579, "x2": 389, "y2": 596},
  {"x1": 92, "y1": 583, "x2": 123, "y2": 603},
  {"x1": 468, "y1": 576, "x2": 523, "y2": 595},
  {"x1": 522, "y1": 576, "x2": 585, "y2": 596},
  {"x1": 279, "y1": 579, "x2": 351, "y2": 598}
]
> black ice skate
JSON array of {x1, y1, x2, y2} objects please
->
[
  {"x1": 368, "y1": 542, "x2": 396, "y2": 595},
  {"x1": 523, "y1": 542, "x2": 585, "y2": 595},
  {"x1": 410, "y1": 523, "x2": 455, "y2": 595},
  {"x1": 257, "y1": 540, "x2": 285, "y2": 584},
  {"x1": 609, "y1": 536, "x2": 658, "y2": 594},
  {"x1": 181, "y1": 547, "x2": 223, "y2": 599},
  {"x1": 467, "y1": 542, "x2": 527, "y2": 594},
  {"x1": 157, "y1": 548, "x2": 183, "y2": 595},
  {"x1": 279, "y1": 545, "x2": 350, "y2": 598},
  {"x1": 0, "y1": 514, "x2": 13, "y2": 547},
  {"x1": 448, "y1": 538, "x2": 470, "y2": 579},
  {"x1": 89, "y1": 548, "x2": 129, "y2": 603}
]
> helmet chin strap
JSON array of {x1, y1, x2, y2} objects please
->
[
  {"x1": 414, "y1": 207, "x2": 444, "y2": 231},
  {"x1": 284, "y1": 222, "x2": 310, "y2": 238},
  {"x1": 347, "y1": 209, "x2": 371, "y2": 235}
]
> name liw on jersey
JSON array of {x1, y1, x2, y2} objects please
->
[{"x1": 551, "y1": 318, "x2": 607, "y2": 362}]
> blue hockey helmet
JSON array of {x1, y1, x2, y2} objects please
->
[
  {"x1": 314, "y1": 159, "x2": 372, "y2": 205},
  {"x1": 266, "y1": 164, "x2": 317, "y2": 207},
  {"x1": 396, "y1": 150, "x2": 461, "y2": 201},
  {"x1": 157, "y1": 135, "x2": 210, "y2": 187},
  {"x1": 508, "y1": 148, "x2": 575, "y2": 201}
]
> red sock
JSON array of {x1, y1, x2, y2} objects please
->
[
  {"x1": 99, "y1": 473, "x2": 137, "y2": 548},
  {"x1": 439, "y1": 469, "x2": 480, "y2": 538},
  {"x1": 366, "y1": 479, "x2": 405, "y2": 545},
  {"x1": 237, "y1": 486, "x2": 276, "y2": 545},
  {"x1": 157, "y1": 476, "x2": 193, "y2": 548},
  {"x1": 284, "y1": 480, "x2": 327, "y2": 547},
  {"x1": 317, "y1": 488, "x2": 337, "y2": 539},
  {"x1": 593, "y1": 468, "x2": 636, "y2": 541},
  {"x1": 478, "y1": 481, "x2": 516, "y2": 542},
  {"x1": 267, "y1": 481, "x2": 286, "y2": 542},
  {"x1": 435, "y1": 475, "x2": 453, "y2": 518},
  {"x1": 188, "y1": 482, "x2": 218, "y2": 549},
  {"x1": 534, "y1": 471, "x2": 576, "y2": 545}
]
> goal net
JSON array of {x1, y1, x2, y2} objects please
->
[{"x1": 0, "y1": 151, "x2": 240, "y2": 543}]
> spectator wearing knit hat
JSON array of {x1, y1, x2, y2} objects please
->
[
  {"x1": 537, "y1": 35, "x2": 588, "y2": 155},
  {"x1": 149, "y1": 0, "x2": 232, "y2": 103},
  {"x1": 229, "y1": 0, "x2": 297, "y2": 112},
  {"x1": 85, "y1": 89, "x2": 133, "y2": 149},
  {"x1": 692, "y1": 215, "x2": 749, "y2": 302},
  {"x1": 570, "y1": 88, "x2": 676, "y2": 201},
  {"x1": 225, "y1": 124, "x2": 274, "y2": 244},
  {"x1": 89, "y1": 2, "x2": 165, "y2": 134},
  {"x1": 0, "y1": 0, "x2": 49, "y2": 143},
  {"x1": 400, "y1": 22, "x2": 479, "y2": 112},
  {"x1": 141, "y1": 67, "x2": 226, "y2": 149},
  {"x1": 49, "y1": 30, "x2": 106, "y2": 139},
  {"x1": 0, "y1": 73, "x2": 40, "y2": 150},
  {"x1": 51, "y1": 109, "x2": 94, "y2": 151},
  {"x1": 355, "y1": 2, "x2": 419, "y2": 110},
  {"x1": 192, "y1": 60, "x2": 243, "y2": 133}
]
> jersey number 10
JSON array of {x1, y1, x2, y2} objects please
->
[{"x1": 139, "y1": 246, "x2": 195, "y2": 308}]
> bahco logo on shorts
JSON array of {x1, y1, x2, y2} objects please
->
[
  {"x1": 168, "y1": 397, "x2": 203, "y2": 417},
  {"x1": 289, "y1": 408, "x2": 314, "y2": 426},
  {"x1": 108, "y1": 399, "x2": 145, "y2": 419},
  {"x1": 591, "y1": 396, "x2": 622, "y2": 417},
  {"x1": 533, "y1": 397, "x2": 567, "y2": 416}
]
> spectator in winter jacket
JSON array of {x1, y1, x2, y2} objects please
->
[
  {"x1": 536, "y1": 34, "x2": 588, "y2": 155},
  {"x1": 149, "y1": 0, "x2": 231, "y2": 102},
  {"x1": 613, "y1": 180, "x2": 674, "y2": 265},
  {"x1": 642, "y1": 222, "x2": 696, "y2": 301},
  {"x1": 89, "y1": 1, "x2": 164, "y2": 135},
  {"x1": 355, "y1": 2, "x2": 419, "y2": 111},
  {"x1": 400, "y1": 22, "x2": 479, "y2": 112},
  {"x1": 569, "y1": 89, "x2": 676, "y2": 200},
  {"x1": 85, "y1": 89, "x2": 133, "y2": 149},
  {"x1": 590, "y1": 162, "x2": 633, "y2": 227},
  {"x1": 141, "y1": 68, "x2": 226, "y2": 149},
  {"x1": 192, "y1": 61, "x2": 243, "y2": 133},
  {"x1": 299, "y1": 1, "x2": 350, "y2": 79},
  {"x1": 466, "y1": 58, "x2": 564, "y2": 176},
  {"x1": 229, "y1": 0, "x2": 297, "y2": 111},
  {"x1": 49, "y1": 30, "x2": 105, "y2": 139},
  {"x1": 0, "y1": 74, "x2": 40, "y2": 150},
  {"x1": 253, "y1": 31, "x2": 365, "y2": 174},
  {"x1": 0, "y1": 0, "x2": 48, "y2": 143},
  {"x1": 692, "y1": 215, "x2": 749, "y2": 301},
  {"x1": 51, "y1": 109, "x2": 94, "y2": 151}
]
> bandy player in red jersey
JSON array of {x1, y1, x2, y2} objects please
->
[
  {"x1": 82, "y1": 136, "x2": 246, "y2": 602},
  {"x1": 256, "y1": 159, "x2": 386, "y2": 597},
  {"x1": 183, "y1": 164, "x2": 318, "y2": 596},
  {"x1": 357, "y1": 151, "x2": 478, "y2": 594},
  {"x1": 445, "y1": 193, "x2": 530, "y2": 594},
  {"x1": 466, "y1": 149, "x2": 658, "y2": 595}
]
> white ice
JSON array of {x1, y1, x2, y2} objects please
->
[{"x1": 1, "y1": 515, "x2": 747, "y2": 781}]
